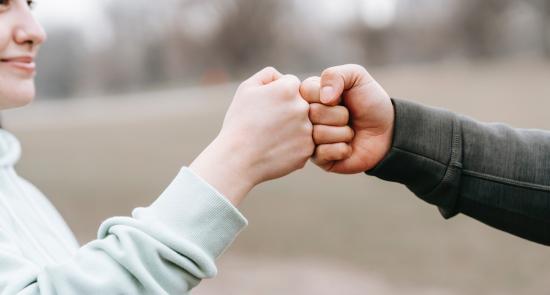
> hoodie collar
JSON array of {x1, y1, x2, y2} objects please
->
[{"x1": 0, "y1": 129, "x2": 21, "y2": 167}]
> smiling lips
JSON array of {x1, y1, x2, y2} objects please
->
[{"x1": 0, "y1": 56, "x2": 36, "y2": 75}]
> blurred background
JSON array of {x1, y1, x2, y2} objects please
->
[{"x1": 3, "y1": 0, "x2": 550, "y2": 294}]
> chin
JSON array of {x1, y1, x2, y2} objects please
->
[{"x1": 0, "y1": 79, "x2": 36, "y2": 110}]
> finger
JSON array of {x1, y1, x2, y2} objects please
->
[
  {"x1": 311, "y1": 143, "x2": 352, "y2": 167},
  {"x1": 309, "y1": 103, "x2": 349, "y2": 126},
  {"x1": 313, "y1": 125, "x2": 355, "y2": 145},
  {"x1": 264, "y1": 74, "x2": 301, "y2": 98},
  {"x1": 320, "y1": 64, "x2": 373, "y2": 105},
  {"x1": 242, "y1": 66, "x2": 283, "y2": 87},
  {"x1": 299, "y1": 76, "x2": 321, "y2": 103}
]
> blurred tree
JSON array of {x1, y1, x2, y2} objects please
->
[
  {"x1": 543, "y1": 0, "x2": 550, "y2": 57},
  {"x1": 206, "y1": 0, "x2": 287, "y2": 74},
  {"x1": 35, "y1": 28, "x2": 84, "y2": 98},
  {"x1": 347, "y1": 22, "x2": 393, "y2": 66},
  {"x1": 458, "y1": 0, "x2": 512, "y2": 58},
  {"x1": 34, "y1": 0, "x2": 550, "y2": 99}
]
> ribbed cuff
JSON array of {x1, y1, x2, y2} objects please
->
[
  {"x1": 367, "y1": 98, "x2": 463, "y2": 218},
  {"x1": 135, "y1": 167, "x2": 248, "y2": 259}
]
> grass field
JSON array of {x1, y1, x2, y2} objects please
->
[{"x1": 4, "y1": 59, "x2": 550, "y2": 294}]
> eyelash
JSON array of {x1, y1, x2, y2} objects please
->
[{"x1": 0, "y1": 0, "x2": 36, "y2": 9}]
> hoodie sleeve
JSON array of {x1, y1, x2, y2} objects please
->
[
  {"x1": 0, "y1": 167, "x2": 247, "y2": 295},
  {"x1": 367, "y1": 98, "x2": 550, "y2": 245}
]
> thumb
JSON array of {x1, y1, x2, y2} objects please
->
[{"x1": 319, "y1": 64, "x2": 372, "y2": 105}]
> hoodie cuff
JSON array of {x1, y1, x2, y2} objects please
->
[
  {"x1": 367, "y1": 98, "x2": 463, "y2": 218},
  {"x1": 135, "y1": 167, "x2": 248, "y2": 259}
]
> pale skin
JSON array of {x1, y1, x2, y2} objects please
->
[
  {"x1": 1, "y1": 0, "x2": 394, "y2": 208},
  {"x1": 0, "y1": 0, "x2": 45, "y2": 109},
  {"x1": 192, "y1": 64, "x2": 397, "y2": 204},
  {"x1": 190, "y1": 68, "x2": 317, "y2": 205},
  {"x1": 0, "y1": 0, "x2": 354, "y2": 208},
  {"x1": 192, "y1": 64, "x2": 397, "y2": 205}
]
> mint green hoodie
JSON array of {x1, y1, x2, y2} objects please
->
[{"x1": 0, "y1": 129, "x2": 247, "y2": 294}]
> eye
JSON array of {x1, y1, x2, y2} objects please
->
[
  {"x1": 0, "y1": 0, "x2": 9, "y2": 12},
  {"x1": 27, "y1": 0, "x2": 35, "y2": 9}
]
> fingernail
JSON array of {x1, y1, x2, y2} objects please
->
[{"x1": 320, "y1": 86, "x2": 334, "y2": 104}]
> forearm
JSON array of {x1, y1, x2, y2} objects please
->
[
  {"x1": 368, "y1": 98, "x2": 550, "y2": 245},
  {"x1": 190, "y1": 134, "x2": 256, "y2": 206},
  {"x1": 0, "y1": 168, "x2": 247, "y2": 294}
]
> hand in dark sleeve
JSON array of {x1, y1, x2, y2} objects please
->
[
  {"x1": 301, "y1": 63, "x2": 550, "y2": 246},
  {"x1": 368, "y1": 98, "x2": 550, "y2": 245}
]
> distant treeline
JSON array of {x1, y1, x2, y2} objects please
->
[{"x1": 35, "y1": 0, "x2": 550, "y2": 98}]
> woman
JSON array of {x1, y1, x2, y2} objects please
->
[{"x1": 0, "y1": 0, "x2": 344, "y2": 293}]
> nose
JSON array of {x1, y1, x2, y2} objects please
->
[{"x1": 13, "y1": 7, "x2": 47, "y2": 49}]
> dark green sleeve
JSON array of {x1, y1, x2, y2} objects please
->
[{"x1": 367, "y1": 98, "x2": 550, "y2": 245}]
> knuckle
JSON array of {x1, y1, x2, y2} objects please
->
[
  {"x1": 304, "y1": 121, "x2": 314, "y2": 134},
  {"x1": 312, "y1": 125, "x2": 324, "y2": 143},
  {"x1": 345, "y1": 126, "x2": 355, "y2": 139},
  {"x1": 297, "y1": 153, "x2": 308, "y2": 167},
  {"x1": 299, "y1": 80, "x2": 310, "y2": 95},
  {"x1": 280, "y1": 77, "x2": 300, "y2": 97},
  {"x1": 286, "y1": 74, "x2": 301, "y2": 85},
  {"x1": 299, "y1": 99, "x2": 310, "y2": 113},
  {"x1": 287, "y1": 75, "x2": 302, "y2": 92},
  {"x1": 310, "y1": 155, "x2": 321, "y2": 166},
  {"x1": 292, "y1": 99, "x2": 308, "y2": 115},
  {"x1": 318, "y1": 145, "x2": 330, "y2": 158},
  {"x1": 303, "y1": 76, "x2": 320, "y2": 85},
  {"x1": 321, "y1": 67, "x2": 338, "y2": 81},
  {"x1": 309, "y1": 103, "x2": 322, "y2": 123},
  {"x1": 315, "y1": 152, "x2": 328, "y2": 164},
  {"x1": 338, "y1": 106, "x2": 350, "y2": 123},
  {"x1": 336, "y1": 144, "x2": 348, "y2": 158},
  {"x1": 300, "y1": 77, "x2": 321, "y2": 103},
  {"x1": 348, "y1": 64, "x2": 371, "y2": 79},
  {"x1": 306, "y1": 75, "x2": 321, "y2": 81},
  {"x1": 348, "y1": 127, "x2": 355, "y2": 138},
  {"x1": 342, "y1": 144, "x2": 352, "y2": 158},
  {"x1": 262, "y1": 66, "x2": 277, "y2": 74},
  {"x1": 301, "y1": 76, "x2": 320, "y2": 91},
  {"x1": 308, "y1": 141, "x2": 316, "y2": 154},
  {"x1": 347, "y1": 63, "x2": 367, "y2": 74}
]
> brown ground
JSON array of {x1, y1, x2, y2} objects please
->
[{"x1": 4, "y1": 59, "x2": 550, "y2": 294}]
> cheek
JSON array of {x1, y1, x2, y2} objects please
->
[
  {"x1": 0, "y1": 23, "x2": 9, "y2": 53},
  {"x1": 0, "y1": 19, "x2": 35, "y2": 109}
]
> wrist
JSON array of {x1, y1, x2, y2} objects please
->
[
  {"x1": 381, "y1": 103, "x2": 395, "y2": 162},
  {"x1": 189, "y1": 134, "x2": 257, "y2": 206}
]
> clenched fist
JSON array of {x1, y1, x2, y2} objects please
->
[
  {"x1": 191, "y1": 67, "x2": 314, "y2": 205},
  {"x1": 301, "y1": 64, "x2": 394, "y2": 174}
]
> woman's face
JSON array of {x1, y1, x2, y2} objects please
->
[{"x1": 0, "y1": 0, "x2": 45, "y2": 110}]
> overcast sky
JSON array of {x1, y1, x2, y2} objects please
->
[
  {"x1": 34, "y1": 0, "x2": 113, "y2": 49},
  {"x1": 34, "y1": 0, "x2": 103, "y2": 28}
]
